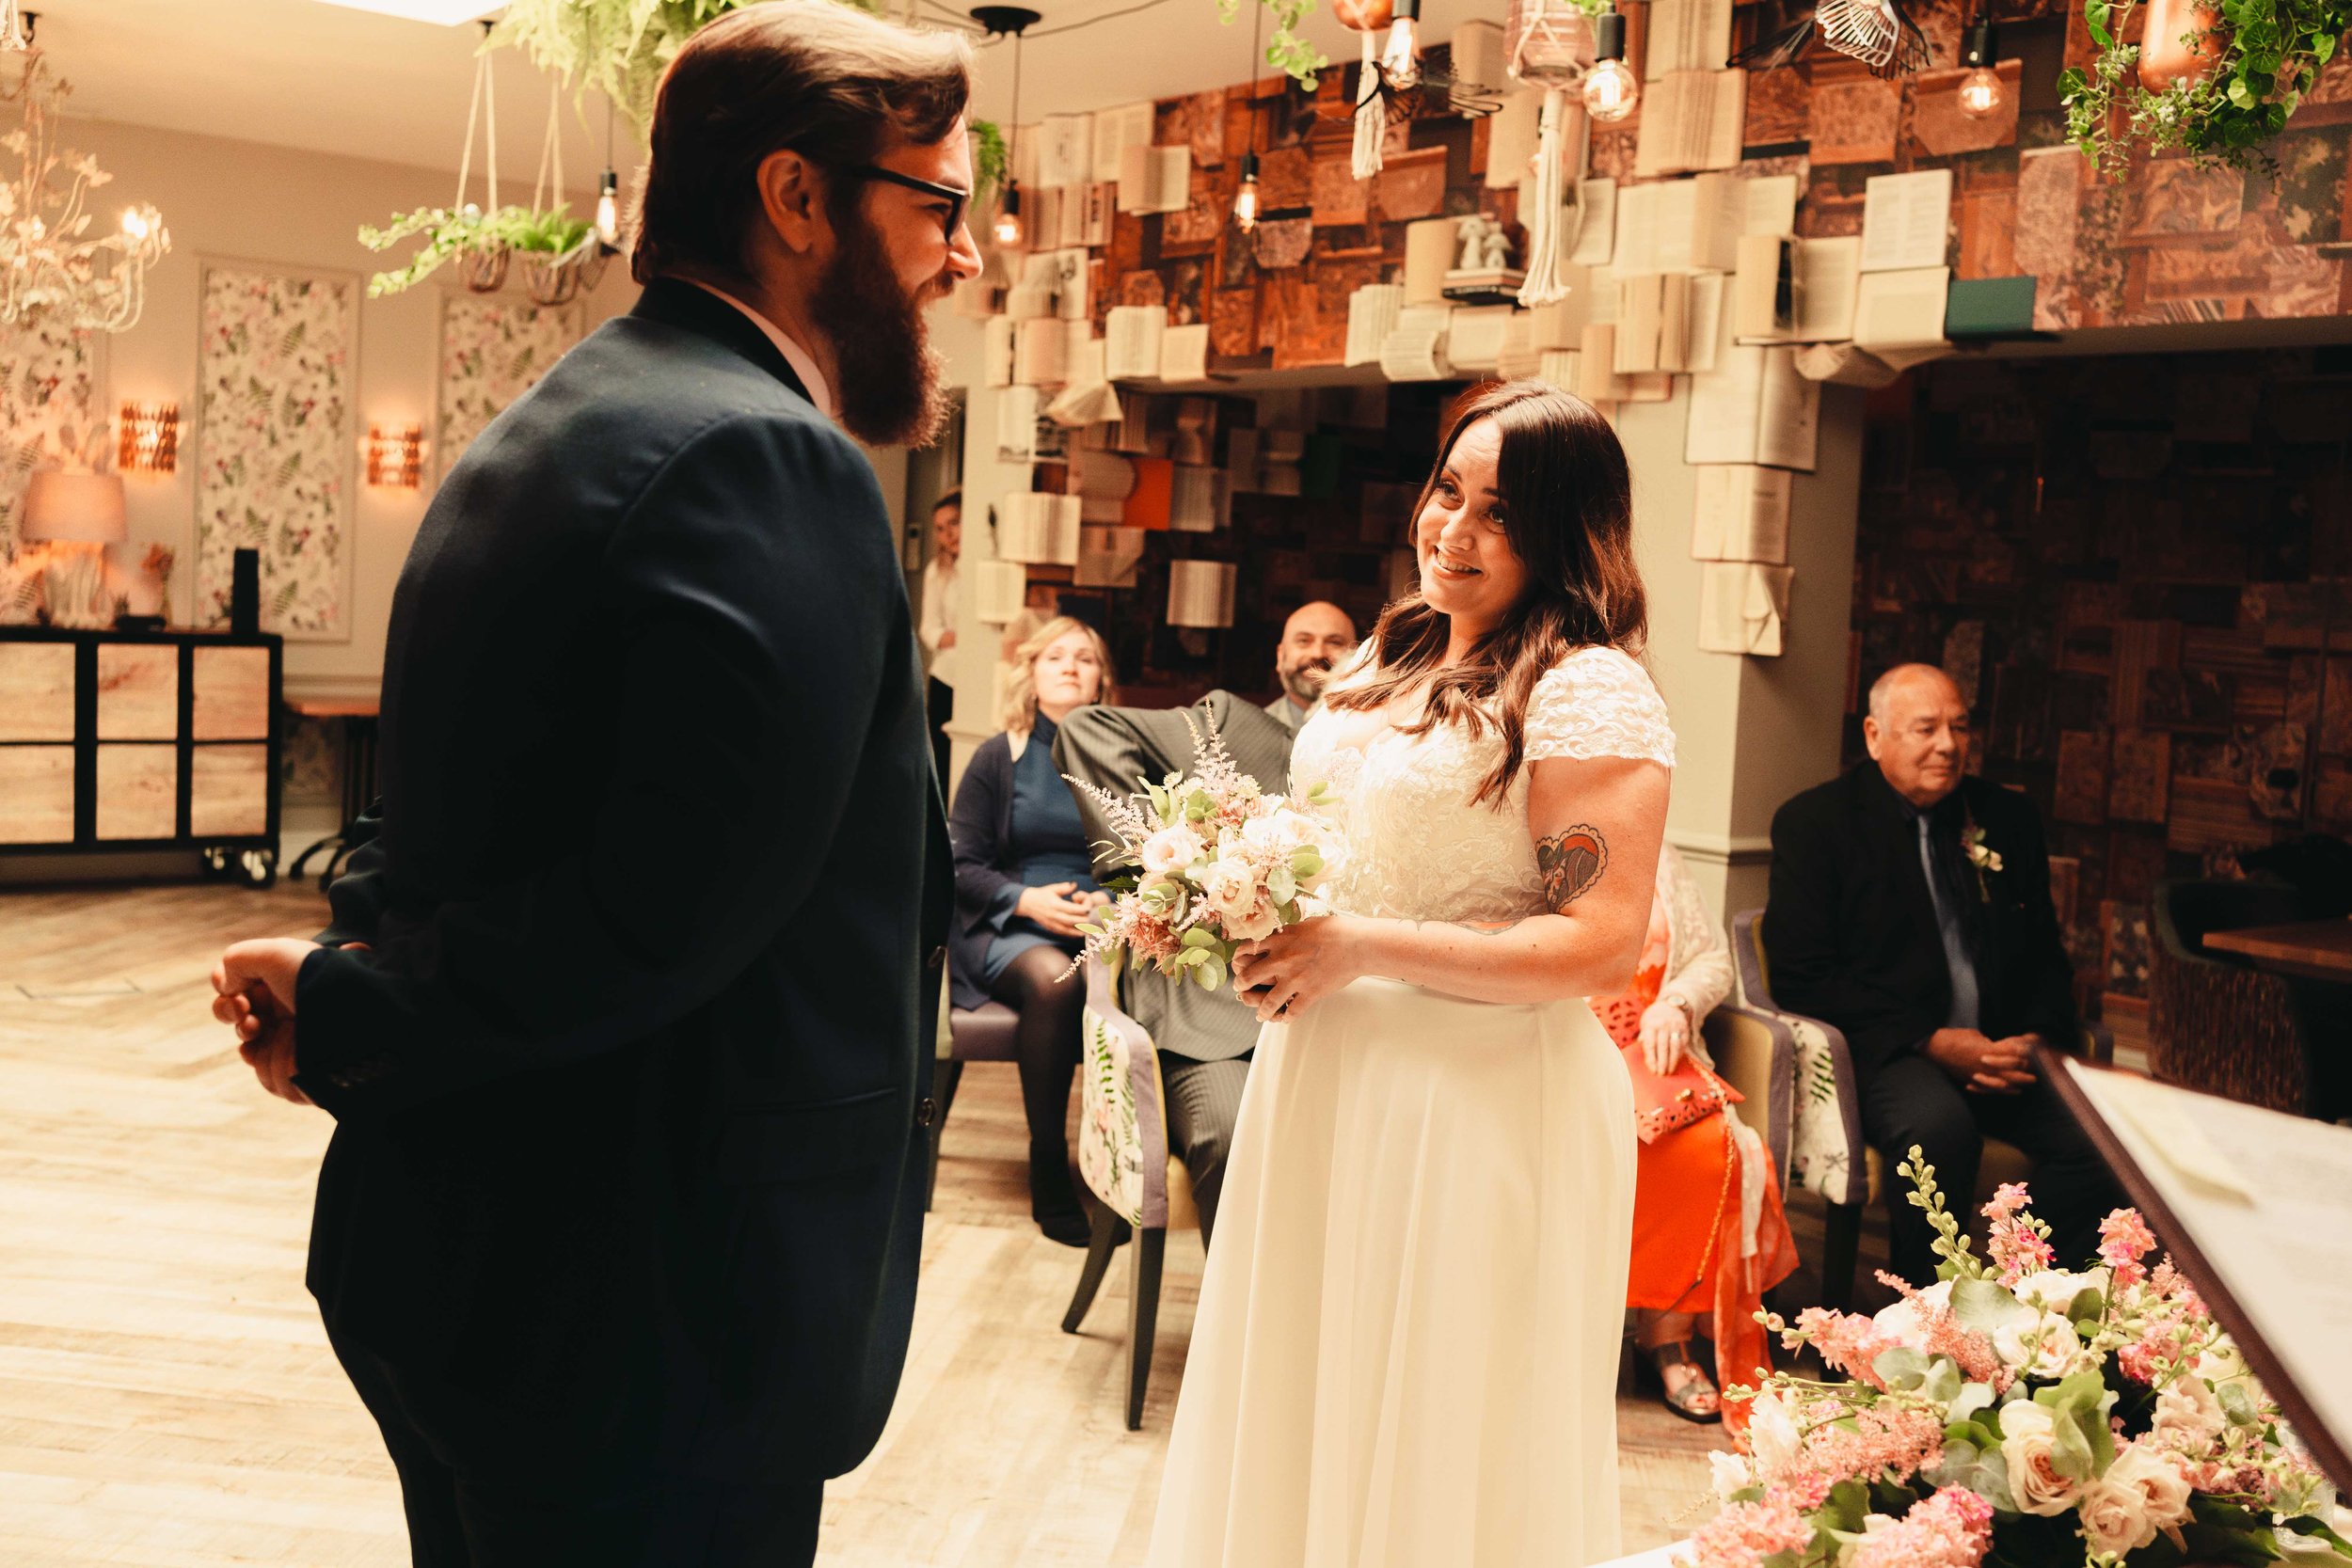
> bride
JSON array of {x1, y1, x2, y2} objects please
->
[{"x1": 1146, "y1": 380, "x2": 1675, "y2": 1568}]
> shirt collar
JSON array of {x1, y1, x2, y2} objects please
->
[{"x1": 683, "y1": 279, "x2": 837, "y2": 420}]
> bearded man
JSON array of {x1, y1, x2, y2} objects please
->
[{"x1": 208, "y1": 7, "x2": 979, "y2": 1562}]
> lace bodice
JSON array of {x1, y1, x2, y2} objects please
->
[{"x1": 1292, "y1": 645, "x2": 1677, "y2": 924}]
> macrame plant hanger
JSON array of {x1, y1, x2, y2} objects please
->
[
  {"x1": 453, "y1": 27, "x2": 508, "y2": 293},
  {"x1": 1506, "y1": 0, "x2": 1594, "y2": 306},
  {"x1": 525, "y1": 80, "x2": 608, "y2": 306}
]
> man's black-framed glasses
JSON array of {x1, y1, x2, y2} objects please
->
[{"x1": 845, "y1": 164, "x2": 970, "y2": 243}]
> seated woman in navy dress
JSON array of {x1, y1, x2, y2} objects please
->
[{"x1": 948, "y1": 616, "x2": 1118, "y2": 1244}]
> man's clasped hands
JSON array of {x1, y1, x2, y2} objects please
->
[{"x1": 206, "y1": 937, "x2": 368, "y2": 1108}]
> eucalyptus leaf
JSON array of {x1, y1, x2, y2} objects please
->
[{"x1": 1951, "y1": 1275, "x2": 2040, "y2": 1338}]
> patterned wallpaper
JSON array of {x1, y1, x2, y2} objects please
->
[
  {"x1": 1842, "y1": 346, "x2": 2352, "y2": 1045},
  {"x1": 193, "y1": 262, "x2": 357, "y2": 641},
  {"x1": 0, "y1": 314, "x2": 103, "y2": 564}
]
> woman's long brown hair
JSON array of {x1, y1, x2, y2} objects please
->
[{"x1": 1325, "y1": 379, "x2": 1646, "y2": 807}]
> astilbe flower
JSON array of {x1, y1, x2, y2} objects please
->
[
  {"x1": 1674, "y1": 1485, "x2": 1815, "y2": 1568},
  {"x1": 1983, "y1": 1181, "x2": 2055, "y2": 1284},
  {"x1": 1794, "y1": 1402, "x2": 1947, "y2": 1487},
  {"x1": 1786, "y1": 1307, "x2": 1898, "y2": 1390},
  {"x1": 1847, "y1": 1485, "x2": 1995, "y2": 1568},
  {"x1": 2099, "y1": 1208, "x2": 2157, "y2": 1290}
]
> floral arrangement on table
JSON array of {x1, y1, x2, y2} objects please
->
[
  {"x1": 1062, "y1": 716, "x2": 1338, "y2": 993},
  {"x1": 1681, "y1": 1150, "x2": 2351, "y2": 1568}
]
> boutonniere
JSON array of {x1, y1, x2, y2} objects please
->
[{"x1": 1963, "y1": 817, "x2": 2003, "y2": 902}]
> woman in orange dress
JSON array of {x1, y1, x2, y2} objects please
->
[{"x1": 1592, "y1": 843, "x2": 1798, "y2": 1428}]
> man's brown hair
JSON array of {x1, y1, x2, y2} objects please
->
[{"x1": 631, "y1": 1, "x2": 973, "y2": 285}]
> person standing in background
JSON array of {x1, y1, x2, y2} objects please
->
[{"x1": 918, "y1": 489, "x2": 961, "y2": 664}]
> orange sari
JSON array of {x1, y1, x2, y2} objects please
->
[{"x1": 1592, "y1": 898, "x2": 1799, "y2": 1435}]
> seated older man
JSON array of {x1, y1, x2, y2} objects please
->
[{"x1": 1765, "y1": 663, "x2": 2122, "y2": 1286}]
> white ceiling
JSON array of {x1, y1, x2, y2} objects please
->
[{"x1": 38, "y1": 0, "x2": 1502, "y2": 185}]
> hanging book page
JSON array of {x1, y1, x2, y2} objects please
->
[
  {"x1": 437, "y1": 293, "x2": 582, "y2": 484},
  {"x1": 1859, "y1": 169, "x2": 1954, "y2": 272},
  {"x1": 194, "y1": 261, "x2": 358, "y2": 641}
]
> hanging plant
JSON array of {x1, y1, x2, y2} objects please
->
[
  {"x1": 1220, "y1": 0, "x2": 1327, "y2": 85},
  {"x1": 970, "y1": 117, "x2": 1008, "y2": 209},
  {"x1": 490, "y1": 0, "x2": 1007, "y2": 202},
  {"x1": 2058, "y1": 0, "x2": 2352, "y2": 177},
  {"x1": 361, "y1": 205, "x2": 597, "y2": 297}
]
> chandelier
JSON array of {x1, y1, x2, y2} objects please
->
[{"x1": 0, "y1": 44, "x2": 170, "y2": 333}]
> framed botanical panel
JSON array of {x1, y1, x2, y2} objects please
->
[
  {"x1": 435, "y1": 293, "x2": 582, "y2": 485},
  {"x1": 193, "y1": 259, "x2": 358, "y2": 642},
  {"x1": 0, "y1": 312, "x2": 106, "y2": 563}
]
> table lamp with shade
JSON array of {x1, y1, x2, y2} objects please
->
[{"x1": 22, "y1": 467, "x2": 128, "y2": 628}]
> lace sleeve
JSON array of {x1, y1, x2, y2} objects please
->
[{"x1": 1523, "y1": 647, "x2": 1677, "y2": 768}]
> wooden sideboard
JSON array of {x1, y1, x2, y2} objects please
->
[{"x1": 0, "y1": 626, "x2": 284, "y2": 886}]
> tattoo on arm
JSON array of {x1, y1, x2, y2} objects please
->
[{"x1": 1538, "y1": 826, "x2": 1609, "y2": 913}]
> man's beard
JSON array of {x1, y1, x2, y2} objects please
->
[
  {"x1": 1282, "y1": 661, "x2": 1331, "y2": 705},
  {"x1": 810, "y1": 207, "x2": 953, "y2": 449}
]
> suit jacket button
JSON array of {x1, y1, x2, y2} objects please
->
[
  {"x1": 914, "y1": 1097, "x2": 939, "y2": 1128},
  {"x1": 926, "y1": 945, "x2": 946, "y2": 974}
]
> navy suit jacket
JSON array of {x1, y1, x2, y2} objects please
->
[{"x1": 290, "y1": 278, "x2": 951, "y2": 1486}]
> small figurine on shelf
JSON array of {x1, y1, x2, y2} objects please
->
[{"x1": 1443, "y1": 213, "x2": 1526, "y2": 306}]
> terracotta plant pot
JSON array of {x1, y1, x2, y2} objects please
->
[{"x1": 2138, "y1": 0, "x2": 2225, "y2": 88}]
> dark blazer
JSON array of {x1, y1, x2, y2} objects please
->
[
  {"x1": 1763, "y1": 764, "x2": 2076, "y2": 1078},
  {"x1": 1052, "y1": 692, "x2": 1297, "y2": 1064},
  {"x1": 289, "y1": 278, "x2": 951, "y2": 1489},
  {"x1": 946, "y1": 726, "x2": 1059, "y2": 1011}
]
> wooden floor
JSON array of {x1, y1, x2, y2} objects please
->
[{"x1": 0, "y1": 878, "x2": 1756, "y2": 1566}]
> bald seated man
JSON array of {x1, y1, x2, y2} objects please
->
[
  {"x1": 1763, "y1": 663, "x2": 2121, "y2": 1288},
  {"x1": 1268, "y1": 600, "x2": 1359, "y2": 736}
]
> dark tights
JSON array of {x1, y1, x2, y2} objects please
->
[{"x1": 986, "y1": 944, "x2": 1086, "y2": 1224}]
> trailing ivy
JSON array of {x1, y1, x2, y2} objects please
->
[
  {"x1": 2059, "y1": 0, "x2": 2352, "y2": 177},
  {"x1": 1218, "y1": 0, "x2": 1328, "y2": 86},
  {"x1": 358, "y1": 204, "x2": 596, "y2": 297}
]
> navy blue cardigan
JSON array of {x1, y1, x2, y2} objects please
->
[{"x1": 947, "y1": 729, "x2": 1031, "y2": 1011}]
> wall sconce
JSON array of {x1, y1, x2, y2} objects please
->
[
  {"x1": 119, "y1": 401, "x2": 178, "y2": 474},
  {"x1": 364, "y1": 422, "x2": 424, "y2": 489}
]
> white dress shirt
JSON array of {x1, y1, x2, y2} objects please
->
[
  {"x1": 919, "y1": 554, "x2": 959, "y2": 656},
  {"x1": 685, "y1": 279, "x2": 838, "y2": 420}
]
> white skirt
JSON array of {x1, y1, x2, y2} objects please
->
[{"x1": 1147, "y1": 975, "x2": 1637, "y2": 1568}]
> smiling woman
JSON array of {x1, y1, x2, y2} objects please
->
[{"x1": 950, "y1": 615, "x2": 1121, "y2": 1245}]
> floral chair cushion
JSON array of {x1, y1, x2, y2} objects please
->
[
  {"x1": 1077, "y1": 960, "x2": 1170, "y2": 1229},
  {"x1": 1731, "y1": 911, "x2": 1866, "y2": 1212}
]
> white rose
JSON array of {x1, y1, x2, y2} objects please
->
[
  {"x1": 2153, "y1": 1372, "x2": 2227, "y2": 1449},
  {"x1": 1869, "y1": 1278, "x2": 1955, "y2": 1353},
  {"x1": 1998, "y1": 1400, "x2": 2084, "y2": 1517},
  {"x1": 2078, "y1": 1444, "x2": 2195, "y2": 1557},
  {"x1": 1224, "y1": 895, "x2": 1280, "y2": 943},
  {"x1": 1994, "y1": 1312, "x2": 2086, "y2": 1381},
  {"x1": 1195, "y1": 857, "x2": 1260, "y2": 923},
  {"x1": 1140, "y1": 824, "x2": 1205, "y2": 878},
  {"x1": 1749, "y1": 1388, "x2": 1803, "y2": 1481},
  {"x1": 2014, "y1": 1267, "x2": 2109, "y2": 1313},
  {"x1": 1708, "y1": 1449, "x2": 1756, "y2": 1501}
]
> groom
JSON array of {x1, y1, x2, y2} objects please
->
[{"x1": 209, "y1": 7, "x2": 979, "y2": 1562}]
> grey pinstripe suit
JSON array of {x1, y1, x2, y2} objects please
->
[{"x1": 1052, "y1": 691, "x2": 1298, "y2": 1244}]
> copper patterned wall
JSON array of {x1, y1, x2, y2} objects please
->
[
  {"x1": 1842, "y1": 347, "x2": 2352, "y2": 1047},
  {"x1": 1083, "y1": 1, "x2": 2352, "y2": 376}
]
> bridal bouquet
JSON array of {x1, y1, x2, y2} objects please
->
[
  {"x1": 1682, "y1": 1150, "x2": 2350, "y2": 1568},
  {"x1": 1062, "y1": 716, "x2": 1338, "y2": 994}
]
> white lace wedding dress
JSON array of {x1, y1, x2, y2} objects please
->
[{"x1": 1145, "y1": 644, "x2": 1677, "y2": 1568}]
